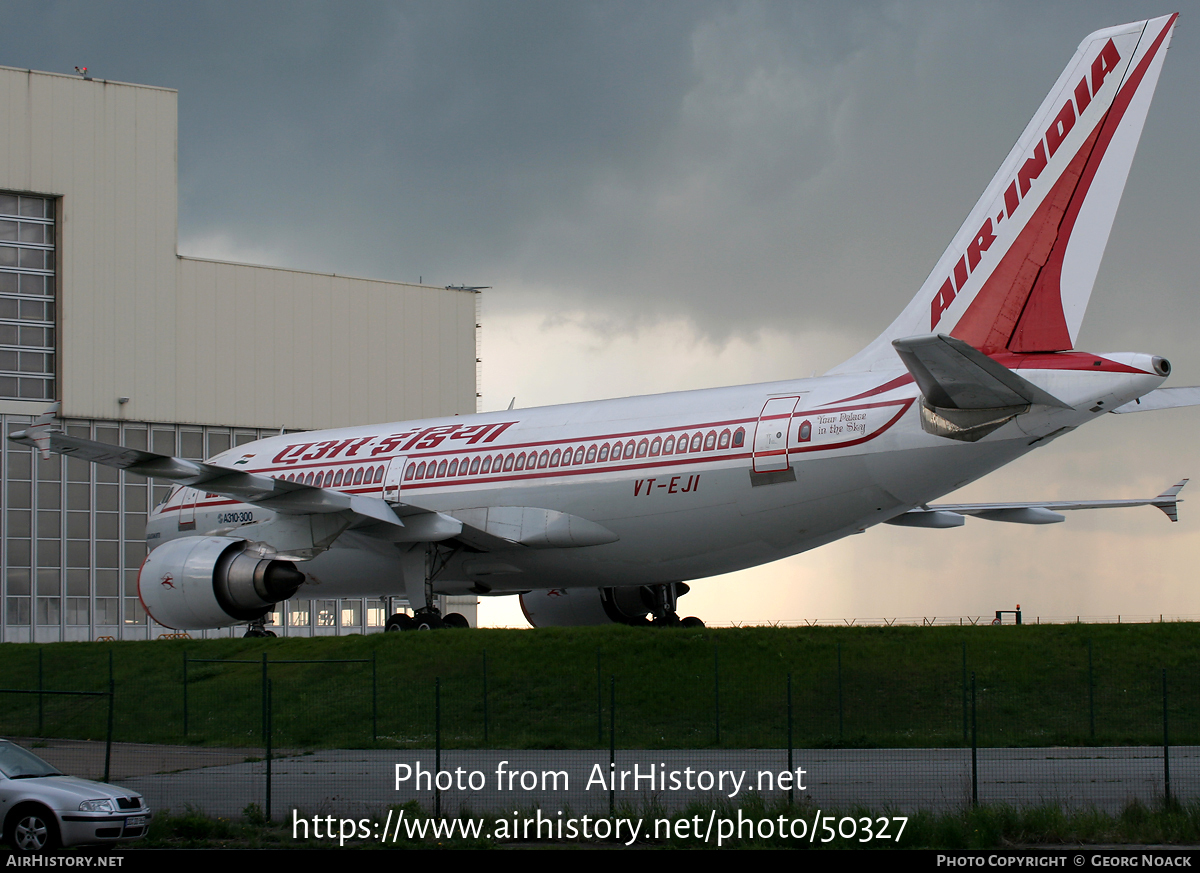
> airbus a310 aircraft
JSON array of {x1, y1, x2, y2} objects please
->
[{"x1": 10, "y1": 14, "x2": 1199, "y2": 633}]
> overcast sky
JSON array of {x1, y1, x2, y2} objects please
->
[{"x1": 4, "y1": 1, "x2": 1199, "y2": 627}]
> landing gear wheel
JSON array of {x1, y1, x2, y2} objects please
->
[
  {"x1": 652, "y1": 613, "x2": 681, "y2": 628},
  {"x1": 385, "y1": 613, "x2": 415, "y2": 632},
  {"x1": 243, "y1": 617, "x2": 277, "y2": 638},
  {"x1": 679, "y1": 616, "x2": 705, "y2": 628},
  {"x1": 414, "y1": 612, "x2": 444, "y2": 631},
  {"x1": 9, "y1": 805, "x2": 60, "y2": 852},
  {"x1": 443, "y1": 612, "x2": 470, "y2": 629}
]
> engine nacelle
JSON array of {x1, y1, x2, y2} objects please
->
[
  {"x1": 520, "y1": 584, "x2": 690, "y2": 627},
  {"x1": 138, "y1": 536, "x2": 306, "y2": 630}
]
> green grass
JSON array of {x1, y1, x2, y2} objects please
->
[{"x1": 1, "y1": 623, "x2": 1198, "y2": 750}]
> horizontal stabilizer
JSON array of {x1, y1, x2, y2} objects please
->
[
  {"x1": 897, "y1": 478, "x2": 1188, "y2": 525},
  {"x1": 1112, "y1": 386, "x2": 1200, "y2": 413},
  {"x1": 892, "y1": 334, "x2": 1070, "y2": 410}
]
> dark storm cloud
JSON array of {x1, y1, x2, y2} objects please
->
[{"x1": 3, "y1": 1, "x2": 1197, "y2": 357}]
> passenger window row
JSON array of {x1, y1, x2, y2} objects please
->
[
  {"x1": 404, "y1": 426, "x2": 746, "y2": 484},
  {"x1": 277, "y1": 465, "x2": 385, "y2": 488}
]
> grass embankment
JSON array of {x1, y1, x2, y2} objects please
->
[{"x1": 1, "y1": 623, "x2": 1197, "y2": 750}]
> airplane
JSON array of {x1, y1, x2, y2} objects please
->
[{"x1": 9, "y1": 13, "x2": 1198, "y2": 634}]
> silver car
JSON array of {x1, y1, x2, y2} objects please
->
[{"x1": 0, "y1": 739, "x2": 151, "y2": 851}]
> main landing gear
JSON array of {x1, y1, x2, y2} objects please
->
[
  {"x1": 384, "y1": 610, "x2": 470, "y2": 631},
  {"x1": 384, "y1": 544, "x2": 471, "y2": 630},
  {"x1": 242, "y1": 616, "x2": 278, "y2": 638},
  {"x1": 644, "y1": 583, "x2": 705, "y2": 628}
]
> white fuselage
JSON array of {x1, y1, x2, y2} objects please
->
[{"x1": 146, "y1": 352, "x2": 1165, "y2": 600}]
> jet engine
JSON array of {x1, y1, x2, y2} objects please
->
[
  {"x1": 138, "y1": 536, "x2": 305, "y2": 630},
  {"x1": 519, "y1": 584, "x2": 701, "y2": 627}
]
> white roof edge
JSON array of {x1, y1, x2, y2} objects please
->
[
  {"x1": 176, "y1": 254, "x2": 476, "y2": 293},
  {"x1": 0, "y1": 64, "x2": 177, "y2": 94}
]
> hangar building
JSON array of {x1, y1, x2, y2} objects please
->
[{"x1": 0, "y1": 65, "x2": 480, "y2": 642}]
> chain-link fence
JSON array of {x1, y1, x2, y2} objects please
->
[{"x1": 3, "y1": 633, "x2": 1198, "y2": 821}]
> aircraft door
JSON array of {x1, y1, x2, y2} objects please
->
[
  {"x1": 752, "y1": 396, "x2": 801, "y2": 473},
  {"x1": 382, "y1": 456, "x2": 409, "y2": 503},
  {"x1": 178, "y1": 488, "x2": 199, "y2": 530}
]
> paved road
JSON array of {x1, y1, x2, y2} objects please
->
[{"x1": 55, "y1": 744, "x2": 1190, "y2": 818}]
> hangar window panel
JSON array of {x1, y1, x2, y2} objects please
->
[
  {"x1": 66, "y1": 598, "x2": 88, "y2": 625},
  {"x1": 36, "y1": 597, "x2": 59, "y2": 625},
  {"x1": 95, "y1": 598, "x2": 119, "y2": 626},
  {"x1": 315, "y1": 600, "x2": 337, "y2": 627},
  {"x1": 207, "y1": 432, "x2": 230, "y2": 456},
  {"x1": 7, "y1": 538, "x2": 30, "y2": 565},
  {"x1": 0, "y1": 193, "x2": 55, "y2": 402},
  {"x1": 124, "y1": 598, "x2": 146, "y2": 624},
  {"x1": 36, "y1": 511, "x2": 60, "y2": 537},
  {"x1": 36, "y1": 539, "x2": 61, "y2": 568},
  {"x1": 35, "y1": 541, "x2": 60, "y2": 568},
  {"x1": 6, "y1": 597, "x2": 30, "y2": 625},
  {"x1": 69, "y1": 570, "x2": 91, "y2": 596},
  {"x1": 95, "y1": 570, "x2": 118, "y2": 597},
  {"x1": 180, "y1": 431, "x2": 204, "y2": 459},
  {"x1": 7, "y1": 510, "x2": 30, "y2": 538},
  {"x1": 36, "y1": 569, "x2": 60, "y2": 596},
  {"x1": 6, "y1": 569, "x2": 30, "y2": 596}
]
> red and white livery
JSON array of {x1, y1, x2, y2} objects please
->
[{"x1": 10, "y1": 15, "x2": 1195, "y2": 631}]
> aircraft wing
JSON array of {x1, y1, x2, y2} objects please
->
[
  {"x1": 1112, "y1": 387, "x2": 1200, "y2": 414},
  {"x1": 7, "y1": 412, "x2": 409, "y2": 529},
  {"x1": 887, "y1": 480, "x2": 1187, "y2": 527},
  {"x1": 6, "y1": 410, "x2": 612, "y2": 552}
]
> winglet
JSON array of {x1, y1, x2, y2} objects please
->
[
  {"x1": 7, "y1": 402, "x2": 61, "y2": 460},
  {"x1": 1152, "y1": 479, "x2": 1187, "y2": 522}
]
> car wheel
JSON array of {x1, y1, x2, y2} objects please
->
[{"x1": 9, "y1": 805, "x2": 60, "y2": 852}]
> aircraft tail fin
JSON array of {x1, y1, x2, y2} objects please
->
[{"x1": 831, "y1": 14, "x2": 1179, "y2": 374}]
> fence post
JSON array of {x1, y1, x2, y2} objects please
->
[
  {"x1": 265, "y1": 678, "x2": 273, "y2": 823},
  {"x1": 837, "y1": 640, "x2": 844, "y2": 742},
  {"x1": 961, "y1": 641, "x2": 967, "y2": 742},
  {"x1": 183, "y1": 652, "x2": 189, "y2": 738},
  {"x1": 481, "y1": 649, "x2": 489, "y2": 744},
  {"x1": 104, "y1": 676, "x2": 114, "y2": 784},
  {"x1": 37, "y1": 648, "x2": 43, "y2": 736},
  {"x1": 596, "y1": 650, "x2": 603, "y2": 746},
  {"x1": 1088, "y1": 639, "x2": 1095, "y2": 741},
  {"x1": 970, "y1": 671, "x2": 978, "y2": 807},
  {"x1": 435, "y1": 677, "x2": 442, "y2": 818},
  {"x1": 609, "y1": 675, "x2": 615, "y2": 818},
  {"x1": 787, "y1": 673, "x2": 794, "y2": 806},
  {"x1": 714, "y1": 643, "x2": 721, "y2": 745},
  {"x1": 372, "y1": 651, "x2": 378, "y2": 742},
  {"x1": 261, "y1": 653, "x2": 268, "y2": 743},
  {"x1": 1162, "y1": 668, "x2": 1171, "y2": 805}
]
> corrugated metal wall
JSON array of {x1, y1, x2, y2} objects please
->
[{"x1": 0, "y1": 65, "x2": 477, "y2": 431}]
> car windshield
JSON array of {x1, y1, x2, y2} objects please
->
[{"x1": 0, "y1": 741, "x2": 62, "y2": 778}]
